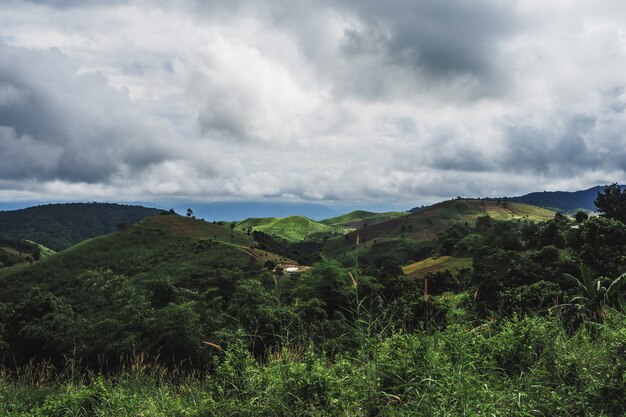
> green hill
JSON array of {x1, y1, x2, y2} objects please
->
[
  {"x1": 324, "y1": 199, "x2": 556, "y2": 255},
  {"x1": 234, "y1": 215, "x2": 353, "y2": 241},
  {"x1": 402, "y1": 256, "x2": 472, "y2": 278},
  {"x1": 0, "y1": 237, "x2": 48, "y2": 268},
  {"x1": 0, "y1": 202, "x2": 164, "y2": 250},
  {"x1": 321, "y1": 210, "x2": 407, "y2": 228},
  {"x1": 0, "y1": 214, "x2": 266, "y2": 302}
]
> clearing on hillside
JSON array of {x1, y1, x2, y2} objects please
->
[
  {"x1": 321, "y1": 210, "x2": 407, "y2": 228},
  {"x1": 403, "y1": 256, "x2": 472, "y2": 278},
  {"x1": 338, "y1": 199, "x2": 556, "y2": 246},
  {"x1": 234, "y1": 216, "x2": 353, "y2": 241}
]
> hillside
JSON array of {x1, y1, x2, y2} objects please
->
[
  {"x1": 325, "y1": 199, "x2": 556, "y2": 254},
  {"x1": 234, "y1": 215, "x2": 353, "y2": 241},
  {"x1": 0, "y1": 202, "x2": 164, "y2": 250},
  {"x1": 0, "y1": 237, "x2": 48, "y2": 268},
  {"x1": 0, "y1": 214, "x2": 280, "y2": 302},
  {"x1": 506, "y1": 185, "x2": 625, "y2": 213},
  {"x1": 321, "y1": 210, "x2": 407, "y2": 228},
  {"x1": 402, "y1": 256, "x2": 472, "y2": 278}
]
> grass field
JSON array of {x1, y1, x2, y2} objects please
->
[
  {"x1": 140, "y1": 215, "x2": 253, "y2": 245},
  {"x1": 403, "y1": 256, "x2": 473, "y2": 278},
  {"x1": 336, "y1": 199, "x2": 556, "y2": 247},
  {"x1": 235, "y1": 216, "x2": 353, "y2": 241},
  {"x1": 321, "y1": 210, "x2": 407, "y2": 228}
]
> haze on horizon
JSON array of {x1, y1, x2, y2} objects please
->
[{"x1": 1, "y1": 0, "x2": 626, "y2": 208}]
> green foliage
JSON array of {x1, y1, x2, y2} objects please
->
[
  {"x1": 574, "y1": 216, "x2": 626, "y2": 278},
  {"x1": 595, "y1": 183, "x2": 626, "y2": 223},
  {"x1": 2, "y1": 314, "x2": 625, "y2": 416},
  {"x1": 0, "y1": 203, "x2": 163, "y2": 250},
  {"x1": 235, "y1": 216, "x2": 352, "y2": 241},
  {"x1": 1, "y1": 199, "x2": 626, "y2": 415}
]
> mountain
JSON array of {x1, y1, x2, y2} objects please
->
[
  {"x1": 506, "y1": 185, "x2": 625, "y2": 213},
  {"x1": 0, "y1": 203, "x2": 164, "y2": 251},
  {"x1": 325, "y1": 199, "x2": 556, "y2": 253},
  {"x1": 321, "y1": 210, "x2": 407, "y2": 228},
  {"x1": 0, "y1": 213, "x2": 301, "y2": 302},
  {"x1": 234, "y1": 215, "x2": 353, "y2": 241}
]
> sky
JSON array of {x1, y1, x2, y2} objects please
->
[{"x1": 1, "y1": 0, "x2": 626, "y2": 210}]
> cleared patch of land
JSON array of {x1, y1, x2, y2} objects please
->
[
  {"x1": 321, "y1": 210, "x2": 407, "y2": 228},
  {"x1": 141, "y1": 215, "x2": 253, "y2": 245},
  {"x1": 403, "y1": 256, "x2": 472, "y2": 278},
  {"x1": 339, "y1": 199, "x2": 556, "y2": 245},
  {"x1": 235, "y1": 216, "x2": 353, "y2": 241}
]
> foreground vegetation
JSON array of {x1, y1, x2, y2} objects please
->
[
  {"x1": 1, "y1": 187, "x2": 626, "y2": 415},
  {"x1": 2, "y1": 313, "x2": 625, "y2": 416}
]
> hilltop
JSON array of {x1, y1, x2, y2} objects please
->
[
  {"x1": 0, "y1": 213, "x2": 304, "y2": 303},
  {"x1": 347, "y1": 199, "x2": 553, "y2": 243},
  {"x1": 0, "y1": 237, "x2": 54, "y2": 268},
  {"x1": 506, "y1": 185, "x2": 625, "y2": 213},
  {"x1": 0, "y1": 202, "x2": 164, "y2": 250},
  {"x1": 234, "y1": 215, "x2": 353, "y2": 241},
  {"x1": 321, "y1": 210, "x2": 407, "y2": 228},
  {"x1": 323, "y1": 199, "x2": 556, "y2": 259}
]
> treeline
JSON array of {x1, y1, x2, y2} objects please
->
[{"x1": 0, "y1": 202, "x2": 163, "y2": 250}]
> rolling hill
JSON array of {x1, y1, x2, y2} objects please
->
[
  {"x1": 0, "y1": 237, "x2": 51, "y2": 268},
  {"x1": 324, "y1": 199, "x2": 556, "y2": 255},
  {"x1": 234, "y1": 215, "x2": 353, "y2": 241},
  {"x1": 402, "y1": 256, "x2": 472, "y2": 278},
  {"x1": 0, "y1": 202, "x2": 164, "y2": 250},
  {"x1": 321, "y1": 210, "x2": 407, "y2": 228},
  {"x1": 0, "y1": 213, "x2": 304, "y2": 303}
]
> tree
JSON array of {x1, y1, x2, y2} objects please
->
[
  {"x1": 594, "y1": 183, "x2": 626, "y2": 223},
  {"x1": 187, "y1": 208, "x2": 193, "y2": 217},
  {"x1": 574, "y1": 211, "x2": 588, "y2": 223}
]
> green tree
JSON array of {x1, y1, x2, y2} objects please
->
[
  {"x1": 576, "y1": 217, "x2": 626, "y2": 278},
  {"x1": 594, "y1": 183, "x2": 626, "y2": 223},
  {"x1": 574, "y1": 211, "x2": 588, "y2": 223}
]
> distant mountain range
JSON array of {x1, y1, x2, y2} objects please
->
[
  {"x1": 407, "y1": 185, "x2": 623, "y2": 214},
  {"x1": 506, "y1": 185, "x2": 625, "y2": 214}
]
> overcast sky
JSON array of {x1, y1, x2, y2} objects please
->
[{"x1": 1, "y1": 0, "x2": 626, "y2": 207}]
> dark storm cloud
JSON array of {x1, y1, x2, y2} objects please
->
[
  {"x1": 501, "y1": 112, "x2": 626, "y2": 176},
  {"x1": 333, "y1": 0, "x2": 518, "y2": 98},
  {"x1": 1, "y1": 0, "x2": 626, "y2": 203},
  {"x1": 0, "y1": 43, "x2": 176, "y2": 183},
  {"x1": 13, "y1": 0, "x2": 128, "y2": 7}
]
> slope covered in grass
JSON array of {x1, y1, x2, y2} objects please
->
[
  {"x1": 235, "y1": 215, "x2": 353, "y2": 241},
  {"x1": 141, "y1": 215, "x2": 253, "y2": 245},
  {"x1": 341, "y1": 199, "x2": 556, "y2": 245},
  {"x1": 0, "y1": 215, "x2": 259, "y2": 302},
  {"x1": 403, "y1": 256, "x2": 472, "y2": 278},
  {"x1": 321, "y1": 210, "x2": 407, "y2": 228},
  {"x1": 0, "y1": 203, "x2": 163, "y2": 250}
]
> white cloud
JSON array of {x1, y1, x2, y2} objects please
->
[{"x1": 0, "y1": 0, "x2": 626, "y2": 207}]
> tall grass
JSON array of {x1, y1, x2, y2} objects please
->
[{"x1": 2, "y1": 312, "x2": 624, "y2": 416}]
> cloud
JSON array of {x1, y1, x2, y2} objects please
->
[
  {"x1": 332, "y1": 0, "x2": 518, "y2": 99},
  {"x1": 1, "y1": 0, "x2": 626, "y2": 207},
  {"x1": 0, "y1": 42, "x2": 178, "y2": 183}
]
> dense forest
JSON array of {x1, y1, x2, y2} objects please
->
[
  {"x1": 0, "y1": 203, "x2": 164, "y2": 251},
  {"x1": 1, "y1": 186, "x2": 625, "y2": 416}
]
